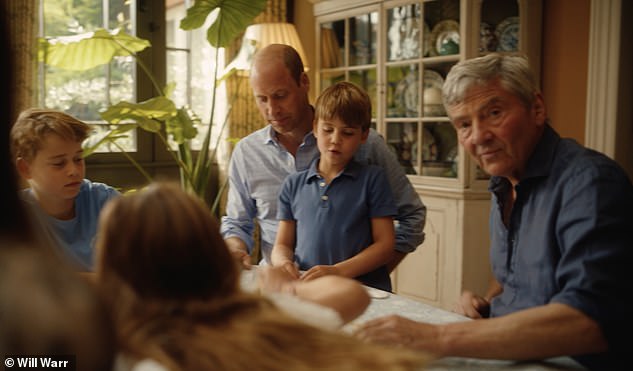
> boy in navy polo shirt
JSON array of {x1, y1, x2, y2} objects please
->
[{"x1": 271, "y1": 82, "x2": 396, "y2": 291}]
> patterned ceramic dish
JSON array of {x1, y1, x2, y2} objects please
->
[
  {"x1": 496, "y1": 16, "x2": 520, "y2": 51},
  {"x1": 430, "y1": 20, "x2": 460, "y2": 56}
]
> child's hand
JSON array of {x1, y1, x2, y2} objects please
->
[
  {"x1": 257, "y1": 265, "x2": 299, "y2": 293},
  {"x1": 278, "y1": 261, "x2": 301, "y2": 279},
  {"x1": 301, "y1": 265, "x2": 340, "y2": 281}
]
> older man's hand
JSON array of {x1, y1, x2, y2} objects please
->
[{"x1": 354, "y1": 314, "x2": 442, "y2": 355}]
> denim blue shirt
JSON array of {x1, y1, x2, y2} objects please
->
[
  {"x1": 277, "y1": 159, "x2": 396, "y2": 291},
  {"x1": 221, "y1": 124, "x2": 426, "y2": 263},
  {"x1": 488, "y1": 125, "x2": 633, "y2": 369}
]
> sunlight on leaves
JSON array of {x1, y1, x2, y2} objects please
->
[{"x1": 40, "y1": 29, "x2": 150, "y2": 71}]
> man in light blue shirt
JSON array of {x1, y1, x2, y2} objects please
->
[{"x1": 220, "y1": 44, "x2": 426, "y2": 268}]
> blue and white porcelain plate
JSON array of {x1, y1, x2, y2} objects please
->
[{"x1": 496, "y1": 17, "x2": 519, "y2": 51}]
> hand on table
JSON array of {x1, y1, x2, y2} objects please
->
[
  {"x1": 452, "y1": 290, "x2": 490, "y2": 319},
  {"x1": 225, "y1": 237, "x2": 252, "y2": 270},
  {"x1": 257, "y1": 265, "x2": 299, "y2": 294},
  {"x1": 276, "y1": 261, "x2": 301, "y2": 280},
  {"x1": 354, "y1": 314, "x2": 441, "y2": 355},
  {"x1": 301, "y1": 265, "x2": 341, "y2": 281},
  {"x1": 230, "y1": 248, "x2": 252, "y2": 270}
]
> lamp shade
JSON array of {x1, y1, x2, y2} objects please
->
[{"x1": 224, "y1": 22, "x2": 309, "y2": 76}]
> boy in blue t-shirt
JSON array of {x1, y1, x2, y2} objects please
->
[
  {"x1": 271, "y1": 82, "x2": 396, "y2": 291},
  {"x1": 10, "y1": 108, "x2": 119, "y2": 270}
]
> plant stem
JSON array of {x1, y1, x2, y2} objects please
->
[
  {"x1": 111, "y1": 38, "x2": 164, "y2": 95},
  {"x1": 191, "y1": 33, "x2": 222, "y2": 197},
  {"x1": 211, "y1": 176, "x2": 229, "y2": 216},
  {"x1": 154, "y1": 130, "x2": 194, "y2": 184},
  {"x1": 112, "y1": 141, "x2": 154, "y2": 183}
]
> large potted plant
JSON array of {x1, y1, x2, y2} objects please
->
[{"x1": 39, "y1": 0, "x2": 266, "y2": 211}]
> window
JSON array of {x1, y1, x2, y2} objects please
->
[
  {"x1": 39, "y1": 0, "x2": 137, "y2": 152},
  {"x1": 166, "y1": 0, "x2": 227, "y2": 151},
  {"x1": 38, "y1": 0, "x2": 226, "y2": 188}
]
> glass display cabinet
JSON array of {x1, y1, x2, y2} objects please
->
[{"x1": 313, "y1": 0, "x2": 542, "y2": 310}]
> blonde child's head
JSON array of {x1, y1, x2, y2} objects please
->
[
  {"x1": 95, "y1": 182, "x2": 430, "y2": 371},
  {"x1": 314, "y1": 81, "x2": 372, "y2": 131},
  {"x1": 10, "y1": 108, "x2": 90, "y2": 162},
  {"x1": 95, "y1": 182, "x2": 239, "y2": 302}
]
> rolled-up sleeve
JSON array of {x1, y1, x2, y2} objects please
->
[{"x1": 551, "y1": 162, "x2": 633, "y2": 356}]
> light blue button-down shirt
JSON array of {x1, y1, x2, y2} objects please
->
[{"x1": 220, "y1": 125, "x2": 426, "y2": 263}]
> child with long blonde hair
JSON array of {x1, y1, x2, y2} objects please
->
[{"x1": 96, "y1": 182, "x2": 430, "y2": 371}]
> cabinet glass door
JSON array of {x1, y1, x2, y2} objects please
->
[
  {"x1": 350, "y1": 13, "x2": 378, "y2": 65},
  {"x1": 319, "y1": 11, "x2": 378, "y2": 121}
]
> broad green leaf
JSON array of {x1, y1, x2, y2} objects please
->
[
  {"x1": 82, "y1": 124, "x2": 137, "y2": 156},
  {"x1": 100, "y1": 97, "x2": 178, "y2": 133},
  {"x1": 40, "y1": 29, "x2": 150, "y2": 71},
  {"x1": 179, "y1": 0, "x2": 216, "y2": 30},
  {"x1": 180, "y1": 0, "x2": 266, "y2": 47},
  {"x1": 167, "y1": 108, "x2": 199, "y2": 144}
]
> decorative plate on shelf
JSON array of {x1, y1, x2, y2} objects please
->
[
  {"x1": 394, "y1": 68, "x2": 419, "y2": 117},
  {"x1": 479, "y1": 22, "x2": 498, "y2": 52},
  {"x1": 423, "y1": 69, "x2": 444, "y2": 90},
  {"x1": 423, "y1": 69, "x2": 445, "y2": 116},
  {"x1": 495, "y1": 17, "x2": 519, "y2": 51},
  {"x1": 430, "y1": 20, "x2": 460, "y2": 56}
]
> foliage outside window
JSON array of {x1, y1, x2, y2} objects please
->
[
  {"x1": 39, "y1": 0, "x2": 267, "y2": 208},
  {"x1": 39, "y1": 0, "x2": 136, "y2": 152}
]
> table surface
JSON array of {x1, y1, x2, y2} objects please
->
[
  {"x1": 350, "y1": 287, "x2": 587, "y2": 371},
  {"x1": 242, "y1": 269, "x2": 586, "y2": 370}
]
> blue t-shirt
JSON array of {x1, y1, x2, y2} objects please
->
[
  {"x1": 488, "y1": 125, "x2": 633, "y2": 369},
  {"x1": 277, "y1": 159, "x2": 397, "y2": 291},
  {"x1": 22, "y1": 179, "x2": 119, "y2": 271}
]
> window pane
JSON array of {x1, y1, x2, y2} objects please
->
[
  {"x1": 387, "y1": 4, "x2": 421, "y2": 61},
  {"x1": 166, "y1": 0, "x2": 225, "y2": 151},
  {"x1": 350, "y1": 12, "x2": 377, "y2": 65},
  {"x1": 40, "y1": 0, "x2": 136, "y2": 153},
  {"x1": 166, "y1": 49, "x2": 190, "y2": 108},
  {"x1": 349, "y1": 69, "x2": 377, "y2": 118},
  {"x1": 320, "y1": 20, "x2": 344, "y2": 68}
]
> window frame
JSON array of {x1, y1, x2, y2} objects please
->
[{"x1": 38, "y1": 0, "x2": 179, "y2": 189}]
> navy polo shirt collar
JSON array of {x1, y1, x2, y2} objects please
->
[
  {"x1": 489, "y1": 124, "x2": 560, "y2": 193},
  {"x1": 305, "y1": 158, "x2": 363, "y2": 184}
]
